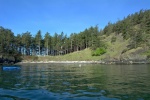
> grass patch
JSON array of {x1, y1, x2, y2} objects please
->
[
  {"x1": 22, "y1": 55, "x2": 38, "y2": 61},
  {"x1": 37, "y1": 48, "x2": 101, "y2": 61}
]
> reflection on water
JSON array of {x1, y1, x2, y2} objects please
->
[{"x1": 0, "y1": 64, "x2": 150, "y2": 100}]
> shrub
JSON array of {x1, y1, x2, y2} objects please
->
[
  {"x1": 92, "y1": 48, "x2": 106, "y2": 56},
  {"x1": 145, "y1": 50, "x2": 150, "y2": 59},
  {"x1": 111, "y1": 36, "x2": 116, "y2": 43}
]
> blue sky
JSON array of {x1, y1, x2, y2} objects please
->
[{"x1": 0, "y1": 0, "x2": 150, "y2": 37}]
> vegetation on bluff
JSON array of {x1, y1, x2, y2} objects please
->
[{"x1": 0, "y1": 9, "x2": 150, "y2": 63}]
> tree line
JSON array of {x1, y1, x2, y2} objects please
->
[
  {"x1": 103, "y1": 9, "x2": 150, "y2": 48},
  {"x1": 0, "y1": 26, "x2": 104, "y2": 56},
  {"x1": 0, "y1": 9, "x2": 150, "y2": 57}
]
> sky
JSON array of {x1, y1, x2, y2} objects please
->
[{"x1": 0, "y1": 0, "x2": 150, "y2": 37}]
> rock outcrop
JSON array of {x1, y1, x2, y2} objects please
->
[
  {"x1": 120, "y1": 47, "x2": 147, "y2": 61},
  {"x1": 0, "y1": 54, "x2": 16, "y2": 65}
]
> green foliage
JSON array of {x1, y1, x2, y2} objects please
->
[
  {"x1": 44, "y1": 32, "x2": 51, "y2": 55},
  {"x1": 143, "y1": 50, "x2": 150, "y2": 59},
  {"x1": 0, "y1": 9, "x2": 150, "y2": 60},
  {"x1": 111, "y1": 36, "x2": 116, "y2": 43},
  {"x1": 102, "y1": 9, "x2": 150, "y2": 49},
  {"x1": 35, "y1": 30, "x2": 42, "y2": 46},
  {"x1": 103, "y1": 22, "x2": 114, "y2": 35},
  {"x1": 35, "y1": 30, "x2": 42, "y2": 55},
  {"x1": 22, "y1": 31, "x2": 32, "y2": 47},
  {"x1": 92, "y1": 48, "x2": 106, "y2": 56}
]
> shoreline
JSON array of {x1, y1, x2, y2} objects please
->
[
  {"x1": 17, "y1": 61, "x2": 104, "y2": 64},
  {"x1": 16, "y1": 60, "x2": 150, "y2": 64}
]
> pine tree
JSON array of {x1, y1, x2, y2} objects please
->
[
  {"x1": 44, "y1": 32, "x2": 51, "y2": 55},
  {"x1": 21, "y1": 32, "x2": 32, "y2": 55},
  {"x1": 35, "y1": 30, "x2": 42, "y2": 55}
]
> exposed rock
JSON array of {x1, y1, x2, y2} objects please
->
[
  {"x1": 120, "y1": 47, "x2": 147, "y2": 61},
  {"x1": 0, "y1": 54, "x2": 16, "y2": 65}
]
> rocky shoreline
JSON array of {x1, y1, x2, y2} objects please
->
[{"x1": 16, "y1": 60, "x2": 150, "y2": 65}]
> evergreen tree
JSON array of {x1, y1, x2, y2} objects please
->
[
  {"x1": 44, "y1": 32, "x2": 51, "y2": 55},
  {"x1": 15, "y1": 34, "x2": 22, "y2": 53},
  {"x1": 21, "y1": 31, "x2": 32, "y2": 55},
  {"x1": 35, "y1": 30, "x2": 42, "y2": 55}
]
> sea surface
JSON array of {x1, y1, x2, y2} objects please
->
[{"x1": 0, "y1": 64, "x2": 150, "y2": 100}]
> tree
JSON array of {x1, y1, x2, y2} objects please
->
[
  {"x1": 83, "y1": 29, "x2": 90, "y2": 48},
  {"x1": 35, "y1": 30, "x2": 42, "y2": 55},
  {"x1": 30, "y1": 36, "x2": 36, "y2": 55},
  {"x1": 63, "y1": 37, "x2": 70, "y2": 54},
  {"x1": 0, "y1": 27, "x2": 6, "y2": 53},
  {"x1": 103, "y1": 22, "x2": 114, "y2": 35},
  {"x1": 15, "y1": 34, "x2": 22, "y2": 53},
  {"x1": 44, "y1": 32, "x2": 51, "y2": 55},
  {"x1": 89, "y1": 26, "x2": 100, "y2": 50},
  {"x1": 0, "y1": 27, "x2": 15, "y2": 54},
  {"x1": 51, "y1": 33, "x2": 59, "y2": 55},
  {"x1": 21, "y1": 31, "x2": 32, "y2": 55},
  {"x1": 70, "y1": 33, "x2": 80, "y2": 51}
]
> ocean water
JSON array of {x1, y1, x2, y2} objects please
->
[{"x1": 0, "y1": 64, "x2": 150, "y2": 100}]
